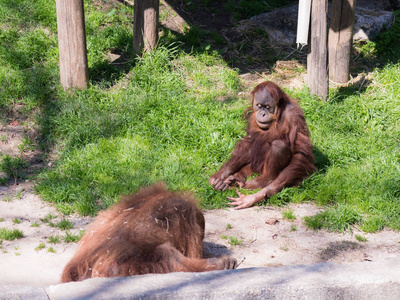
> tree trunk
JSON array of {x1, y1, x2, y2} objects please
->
[
  {"x1": 56, "y1": 0, "x2": 89, "y2": 89},
  {"x1": 307, "y1": 0, "x2": 329, "y2": 100},
  {"x1": 329, "y1": 0, "x2": 356, "y2": 83},
  {"x1": 133, "y1": 0, "x2": 159, "y2": 56}
]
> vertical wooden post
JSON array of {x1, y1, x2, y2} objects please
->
[
  {"x1": 133, "y1": 0, "x2": 159, "y2": 56},
  {"x1": 56, "y1": 0, "x2": 89, "y2": 89},
  {"x1": 329, "y1": 0, "x2": 356, "y2": 83},
  {"x1": 307, "y1": 0, "x2": 329, "y2": 100}
]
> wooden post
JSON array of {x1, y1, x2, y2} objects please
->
[
  {"x1": 56, "y1": 0, "x2": 89, "y2": 89},
  {"x1": 329, "y1": 0, "x2": 356, "y2": 83},
  {"x1": 307, "y1": 0, "x2": 329, "y2": 100},
  {"x1": 133, "y1": 0, "x2": 159, "y2": 56}
]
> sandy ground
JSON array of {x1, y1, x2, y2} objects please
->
[{"x1": 1, "y1": 180, "x2": 400, "y2": 287}]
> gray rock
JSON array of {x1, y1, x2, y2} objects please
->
[
  {"x1": 354, "y1": 8, "x2": 394, "y2": 40},
  {"x1": 245, "y1": 4, "x2": 395, "y2": 46},
  {"x1": 245, "y1": 5, "x2": 299, "y2": 46}
]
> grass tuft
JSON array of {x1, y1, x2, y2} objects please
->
[
  {"x1": 40, "y1": 213, "x2": 57, "y2": 223},
  {"x1": 48, "y1": 235, "x2": 61, "y2": 244},
  {"x1": 31, "y1": 221, "x2": 40, "y2": 227},
  {"x1": 63, "y1": 231, "x2": 85, "y2": 243},
  {"x1": 355, "y1": 234, "x2": 368, "y2": 242},
  {"x1": 304, "y1": 206, "x2": 361, "y2": 232},
  {"x1": 0, "y1": 155, "x2": 28, "y2": 182},
  {"x1": 282, "y1": 209, "x2": 296, "y2": 221},
  {"x1": 35, "y1": 243, "x2": 46, "y2": 251},
  {"x1": 51, "y1": 219, "x2": 74, "y2": 231},
  {"x1": 0, "y1": 228, "x2": 24, "y2": 240},
  {"x1": 221, "y1": 234, "x2": 243, "y2": 246}
]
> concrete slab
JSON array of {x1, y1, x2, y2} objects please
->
[
  {"x1": 0, "y1": 285, "x2": 48, "y2": 300},
  {"x1": 45, "y1": 258, "x2": 400, "y2": 300}
]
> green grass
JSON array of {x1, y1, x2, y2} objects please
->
[
  {"x1": 12, "y1": 218, "x2": 21, "y2": 224},
  {"x1": 35, "y1": 242, "x2": 46, "y2": 251},
  {"x1": 0, "y1": 155, "x2": 28, "y2": 182},
  {"x1": 31, "y1": 221, "x2": 40, "y2": 228},
  {"x1": 0, "y1": 0, "x2": 58, "y2": 112},
  {"x1": 63, "y1": 231, "x2": 85, "y2": 243},
  {"x1": 1, "y1": 196, "x2": 12, "y2": 202},
  {"x1": 282, "y1": 209, "x2": 296, "y2": 221},
  {"x1": 14, "y1": 190, "x2": 23, "y2": 200},
  {"x1": 34, "y1": 45, "x2": 243, "y2": 215},
  {"x1": 355, "y1": 234, "x2": 368, "y2": 242},
  {"x1": 40, "y1": 213, "x2": 57, "y2": 223},
  {"x1": 304, "y1": 206, "x2": 361, "y2": 232},
  {"x1": 221, "y1": 235, "x2": 243, "y2": 246},
  {"x1": 304, "y1": 64, "x2": 399, "y2": 232},
  {"x1": 0, "y1": 228, "x2": 23, "y2": 240},
  {"x1": 1, "y1": 0, "x2": 400, "y2": 233},
  {"x1": 50, "y1": 219, "x2": 74, "y2": 230},
  {"x1": 48, "y1": 235, "x2": 61, "y2": 244}
]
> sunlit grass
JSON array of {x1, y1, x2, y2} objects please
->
[{"x1": 1, "y1": 0, "x2": 399, "y2": 232}]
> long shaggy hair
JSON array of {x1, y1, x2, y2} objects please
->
[{"x1": 61, "y1": 183, "x2": 236, "y2": 282}]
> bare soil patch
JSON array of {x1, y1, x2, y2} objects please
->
[{"x1": 204, "y1": 206, "x2": 400, "y2": 269}]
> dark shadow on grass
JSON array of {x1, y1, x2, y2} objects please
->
[
  {"x1": 0, "y1": 3, "x2": 59, "y2": 155},
  {"x1": 0, "y1": 63, "x2": 59, "y2": 184},
  {"x1": 373, "y1": 11, "x2": 400, "y2": 65},
  {"x1": 0, "y1": 0, "x2": 57, "y2": 31},
  {"x1": 327, "y1": 75, "x2": 373, "y2": 105},
  {"x1": 313, "y1": 146, "x2": 330, "y2": 172},
  {"x1": 337, "y1": 76, "x2": 372, "y2": 97},
  {"x1": 89, "y1": 46, "x2": 135, "y2": 87}
]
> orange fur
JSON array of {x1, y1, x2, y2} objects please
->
[
  {"x1": 210, "y1": 81, "x2": 316, "y2": 197},
  {"x1": 61, "y1": 183, "x2": 236, "y2": 282}
]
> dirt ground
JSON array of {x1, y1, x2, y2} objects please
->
[{"x1": 1, "y1": 0, "x2": 400, "y2": 289}]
